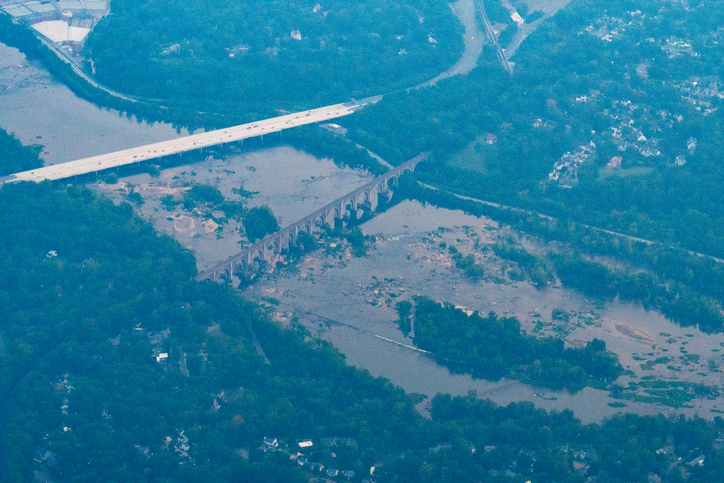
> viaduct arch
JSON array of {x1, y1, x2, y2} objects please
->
[{"x1": 196, "y1": 153, "x2": 427, "y2": 282}]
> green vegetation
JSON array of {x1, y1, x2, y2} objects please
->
[
  {"x1": 394, "y1": 299, "x2": 413, "y2": 337},
  {"x1": 493, "y1": 241, "x2": 555, "y2": 286},
  {"x1": 2, "y1": 181, "x2": 724, "y2": 482},
  {"x1": 343, "y1": 0, "x2": 724, "y2": 307},
  {"x1": 399, "y1": 177, "x2": 724, "y2": 333},
  {"x1": 0, "y1": 128, "x2": 42, "y2": 176},
  {"x1": 611, "y1": 379, "x2": 719, "y2": 408},
  {"x1": 8, "y1": 0, "x2": 724, "y2": 480},
  {"x1": 409, "y1": 296, "x2": 622, "y2": 392},
  {"x1": 339, "y1": 226, "x2": 370, "y2": 257},
  {"x1": 184, "y1": 184, "x2": 225, "y2": 207},
  {"x1": 243, "y1": 205, "x2": 280, "y2": 242},
  {"x1": 85, "y1": 0, "x2": 462, "y2": 120},
  {"x1": 448, "y1": 245, "x2": 485, "y2": 280}
]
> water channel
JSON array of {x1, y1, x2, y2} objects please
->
[
  {"x1": 0, "y1": 44, "x2": 188, "y2": 166},
  {"x1": 3, "y1": 41, "x2": 724, "y2": 424}
]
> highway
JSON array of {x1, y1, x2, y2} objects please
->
[{"x1": 0, "y1": 98, "x2": 378, "y2": 186}]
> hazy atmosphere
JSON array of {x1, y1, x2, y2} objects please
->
[{"x1": 3, "y1": 0, "x2": 724, "y2": 481}]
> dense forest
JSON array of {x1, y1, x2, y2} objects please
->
[
  {"x1": 0, "y1": 128, "x2": 42, "y2": 176},
  {"x1": 399, "y1": 177, "x2": 724, "y2": 334},
  {"x1": 7, "y1": 0, "x2": 724, "y2": 480},
  {"x1": 403, "y1": 296, "x2": 622, "y2": 392},
  {"x1": 2, "y1": 181, "x2": 724, "y2": 482},
  {"x1": 344, "y1": 0, "x2": 724, "y2": 263},
  {"x1": 85, "y1": 0, "x2": 462, "y2": 120}
]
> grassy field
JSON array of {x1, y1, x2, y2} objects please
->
[
  {"x1": 447, "y1": 134, "x2": 493, "y2": 173},
  {"x1": 598, "y1": 166, "x2": 655, "y2": 179}
]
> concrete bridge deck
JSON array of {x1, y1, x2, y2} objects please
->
[{"x1": 0, "y1": 97, "x2": 381, "y2": 186}]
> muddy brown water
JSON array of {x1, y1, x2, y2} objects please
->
[{"x1": 3, "y1": 40, "x2": 723, "y2": 424}]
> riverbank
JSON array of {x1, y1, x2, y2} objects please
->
[{"x1": 244, "y1": 199, "x2": 724, "y2": 423}]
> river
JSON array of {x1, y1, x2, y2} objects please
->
[
  {"x1": 246, "y1": 200, "x2": 724, "y2": 423},
  {"x1": 0, "y1": 43, "x2": 188, "y2": 166},
  {"x1": 3, "y1": 39, "x2": 724, "y2": 424}
]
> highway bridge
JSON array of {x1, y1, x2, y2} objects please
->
[
  {"x1": 197, "y1": 153, "x2": 428, "y2": 283},
  {"x1": 0, "y1": 97, "x2": 381, "y2": 186}
]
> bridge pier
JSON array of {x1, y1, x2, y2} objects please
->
[{"x1": 196, "y1": 153, "x2": 428, "y2": 282}]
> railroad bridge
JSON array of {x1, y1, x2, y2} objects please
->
[{"x1": 196, "y1": 153, "x2": 428, "y2": 282}]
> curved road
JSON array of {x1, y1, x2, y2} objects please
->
[{"x1": 36, "y1": 35, "x2": 141, "y2": 103}]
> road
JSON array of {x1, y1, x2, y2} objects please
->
[
  {"x1": 0, "y1": 98, "x2": 380, "y2": 185},
  {"x1": 502, "y1": 0, "x2": 573, "y2": 59},
  {"x1": 35, "y1": 31, "x2": 140, "y2": 103}
]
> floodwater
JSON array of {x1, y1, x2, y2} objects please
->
[
  {"x1": 93, "y1": 146, "x2": 373, "y2": 272},
  {"x1": 0, "y1": 43, "x2": 187, "y2": 166},
  {"x1": 247, "y1": 200, "x2": 724, "y2": 423},
  {"x1": 3, "y1": 40, "x2": 723, "y2": 425}
]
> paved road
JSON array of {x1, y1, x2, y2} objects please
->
[
  {"x1": 0, "y1": 99, "x2": 379, "y2": 185},
  {"x1": 502, "y1": 0, "x2": 573, "y2": 59},
  {"x1": 35, "y1": 34, "x2": 140, "y2": 103}
]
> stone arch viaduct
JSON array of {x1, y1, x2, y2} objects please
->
[{"x1": 196, "y1": 153, "x2": 427, "y2": 282}]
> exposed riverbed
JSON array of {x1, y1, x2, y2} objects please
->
[
  {"x1": 3, "y1": 38, "x2": 723, "y2": 424},
  {"x1": 242, "y1": 200, "x2": 724, "y2": 423}
]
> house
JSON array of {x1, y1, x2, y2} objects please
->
[
  {"x1": 261, "y1": 437, "x2": 278, "y2": 451},
  {"x1": 640, "y1": 147, "x2": 660, "y2": 157},
  {"x1": 161, "y1": 43, "x2": 180, "y2": 56},
  {"x1": 310, "y1": 462, "x2": 324, "y2": 472},
  {"x1": 607, "y1": 156, "x2": 622, "y2": 169},
  {"x1": 485, "y1": 133, "x2": 498, "y2": 144},
  {"x1": 34, "y1": 449, "x2": 55, "y2": 464},
  {"x1": 713, "y1": 434, "x2": 724, "y2": 450},
  {"x1": 298, "y1": 440, "x2": 313, "y2": 448},
  {"x1": 291, "y1": 29, "x2": 302, "y2": 40},
  {"x1": 675, "y1": 155, "x2": 686, "y2": 166},
  {"x1": 573, "y1": 450, "x2": 588, "y2": 460},
  {"x1": 343, "y1": 470, "x2": 356, "y2": 479},
  {"x1": 429, "y1": 443, "x2": 453, "y2": 453},
  {"x1": 687, "y1": 137, "x2": 697, "y2": 152},
  {"x1": 326, "y1": 468, "x2": 339, "y2": 477},
  {"x1": 156, "y1": 353, "x2": 168, "y2": 363},
  {"x1": 656, "y1": 445, "x2": 675, "y2": 455}
]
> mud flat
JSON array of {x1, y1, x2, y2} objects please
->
[
  {"x1": 92, "y1": 146, "x2": 373, "y2": 272},
  {"x1": 247, "y1": 200, "x2": 724, "y2": 423}
]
